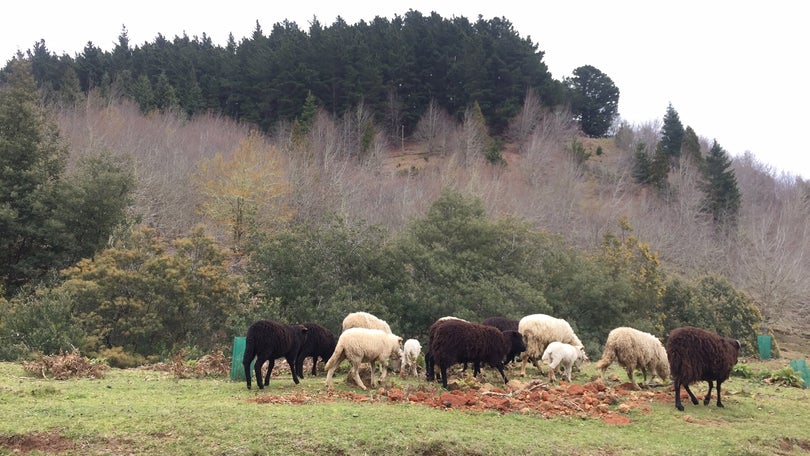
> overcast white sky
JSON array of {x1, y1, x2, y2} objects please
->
[{"x1": 3, "y1": 1, "x2": 808, "y2": 179}]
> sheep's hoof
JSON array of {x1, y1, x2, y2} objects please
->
[
  {"x1": 676, "y1": 404, "x2": 684, "y2": 411},
  {"x1": 690, "y1": 398, "x2": 699, "y2": 405},
  {"x1": 716, "y1": 402, "x2": 724, "y2": 408}
]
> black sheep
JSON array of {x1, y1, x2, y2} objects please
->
[
  {"x1": 482, "y1": 317, "x2": 521, "y2": 364},
  {"x1": 243, "y1": 320, "x2": 309, "y2": 389},
  {"x1": 294, "y1": 323, "x2": 337, "y2": 378},
  {"x1": 481, "y1": 316, "x2": 519, "y2": 332},
  {"x1": 666, "y1": 326, "x2": 741, "y2": 411},
  {"x1": 429, "y1": 319, "x2": 526, "y2": 389},
  {"x1": 425, "y1": 318, "x2": 462, "y2": 382}
]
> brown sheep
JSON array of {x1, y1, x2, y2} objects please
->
[
  {"x1": 294, "y1": 323, "x2": 336, "y2": 378},
  {"x1": 666, "y1": 326, "x2": 741, "y2": 411},
  {"x1": 243, "y1": 320, "x2": 309, "y2": 389},
  {"x1": 429, "y1": 319, "x2": 526, "y2": 389}
]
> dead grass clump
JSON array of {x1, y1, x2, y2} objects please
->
[{"x1": 21, "y1": 349, "x2": 108, "y2": 380}]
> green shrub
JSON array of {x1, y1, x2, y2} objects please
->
[
  {"x1": 98, "y1": 346, "x2": 147, "y2": 369},
  {"x1": 768, "y1": 367, "x2": 803, "y2": 388},
  {"x1": 731, "y1": 363, "x2": 753, "y2": 379}
]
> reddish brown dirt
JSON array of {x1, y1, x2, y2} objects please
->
[
  {"x1": 0, "y1": 430, "x2": 75, "y2": 454},
  {"x1": 249, "y1": 377, "x2": 673, "y2": 425}
]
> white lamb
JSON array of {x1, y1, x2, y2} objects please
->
[
  {"x1": 341, "y1": 311, "x2": 392, "y2": 333},
  {"x1": 324, "y1": 327, "x2": 403, "y2": 390},
  {"x1": 595, "y1": 326, "x2": 670, "y2": 389},
  {"x1": 399, "y1": 338, "x2": 422, "y2": 378},
  {"x1": 542, "y1": 341, "x2": 589, "y2": 383},
  {"x1": 518, "y1": 314, "x2": 584, "y2": 377}
]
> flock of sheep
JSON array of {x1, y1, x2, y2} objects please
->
[{"x1": 243, "y1": 312, "x2": 742, "y2": 412}]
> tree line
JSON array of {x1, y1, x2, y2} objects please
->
[{"x1": 2, "y1": 11, "x2": 619, "y2": 138}]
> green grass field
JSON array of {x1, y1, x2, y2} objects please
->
[{"x1": 1, "y1": 359, "x2": 808, "y2": 455}]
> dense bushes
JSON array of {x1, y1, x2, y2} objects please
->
[{"x1": 0, "y1": 190, "x2": 764, "y2": 363}]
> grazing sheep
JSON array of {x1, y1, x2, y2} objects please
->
[
  {"x1": 429, "y1": 319, "x2": 526, "y2": 389},
  {"x1": 595, "y1": 326, "x2": 670, "y2": 389},
  {"x1": 542, "y1": 341, "x2": 589, "y2": 383},
  {"x1": 294, "y1": 323, "x2": 337, "y2": 378},
  {"x1": 243, "y1": 320, "x2": 309, "y2": 389},
  {"x1": 425, "y1": 316, "x2": 468, "y2": 382},
  {"x1": 400, "y1": 338, "x2": 422, "y2": 378},
  {"x1": 518, "y1": 314, "x2": 584, "y2": 377},
  {"x1": 482, "y1": 317, "x2": 521, "y2": 364},
  {"x1": 324, "y1": 328, "x2": 403, "y2": 390},
  {"x1": 666, "y1": 326, "x2": 741, "y2": 411},
  {"x1": 341, "y1": 311, "x2": 392, "y2": 333}
]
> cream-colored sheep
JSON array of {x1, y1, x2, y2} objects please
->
[
  {"x1": 542, "y1": 341, "x2": 589, "y2": 383},
  {"x1": 341, "y1": 311, "x2": 392, "y2": 334},
  {"x1": 324, "y1": 327, "x2": 403, "y2": 390},
  {"x1": 400, "y1": 338, "x2": 422, "y2": 378},
  {"x1": 595, "y1": 326, "x2": 670, "y2": 389},
  {"x1": 518, "y1": 314, "x2": 584, "y2": 377}
]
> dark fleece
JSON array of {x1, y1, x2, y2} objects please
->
[{"x1": 243, "y1": 320, "x2": 309, "y2": 389}]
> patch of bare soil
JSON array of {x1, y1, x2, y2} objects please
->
[
  {"x1": 249, "y1": 375, "x2": 672, "y2": 425},
  {"x1": 0, "y1": 430, "x2": 75, "y2": 454}
]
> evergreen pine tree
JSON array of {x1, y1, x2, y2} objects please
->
[
  {"x1": 567, "y1": 65, "x2": 620, "y2": 137},
  {"x1": 701, "y1": 140, "x2": 741, "y2": 227},
  {"x1": 681, "y1": 126, "x2": 703, "y2": 165},
  {"x1": 0, "y1": 61, "x2": 68, "y2": 293},
  {"x1": 659, "y1": 103, "x2": 684, "y2": 166},
  {"x1": 632, "y1": 143, "x2": 651, "y2": 184}
]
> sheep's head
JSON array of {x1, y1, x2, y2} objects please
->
[{"x1": 576, "y1": 345, "x2": 589, "y2": 362}]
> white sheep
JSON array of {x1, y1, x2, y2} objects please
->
[
  {"x1": 324, "y1": 327, "x2": 403, "y2": 390},
  {"x1": 341, "y1": 311, "x2": 392, "y2": 333},
  {"x1": 518, "y1": 314, "x2": 584, "y2": 377},
  {"x1": 542, "y1": 341, "x2": 589, "y2": 383},
  {"x1": 399, "y1": 338, "x2": 422, "y2": 378},
  {"x1": 595, "y1": 326, "x2": 670, "y2": 390}
]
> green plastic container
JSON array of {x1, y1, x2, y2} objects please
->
[
  {"x1": 789, "y1": 359, "x2": 809, "y2": 388},
  {"x1": 757, "y1": 335, "x2": 772, "y2": 360},
  {"x1": 230, "y1": 336, "x2": 253, "y2": 381}
]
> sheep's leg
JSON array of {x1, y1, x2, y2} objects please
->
[
  {"x1": 703, "y1": 380, "x2": 714, "y2": 406},
  {"x1": 520, "y1": 354, "x2": 529, "y2": 377},
  {"x1": 683, "y1": 383, "x2": 700, "y2": 405},
  {"x1": 351, "y1": 363, "x2": 368, "y2": 390},
  {"x1": 439, "y1": 363, "x2": 450, "y2": 389},
  {"x1": 532, "y1": 356, "x2": 544, "y2": 373},
  {"x1": 311, "y1": 356, "x2": 319, "y2": 376},
  {"x1": 626, "y1": 367, "x2": 639, "y2": 390},
  {"x1": 493, "y1": 362, "x2": 508, "y2": 384},
  {"x1": 254, "y1": 357, "x2": 266, "y2": 390},
  {"x1": 244, "y1": 357, "x2": 254, "y2": 390},
  {"x1": 673, "y1": 378, "x2": 684, "y2": 411},
  {"x1": 548, "y1": 358, "x2": 559, "y2": 383},
  {"x1": 425, "y1": 351, "x2": 435, "y2": 381},
  {"x1": 286, "y1": 355, "x2": 300, "y2": 384},
  {"x1": 264, "y1": 359, "x2": 275, "y2": 387},
  {"x1": 377, "y1": 361, "x2": 387, "y2": 386},
  {"x1": 715, "y1": 380, "x2": 725, "y2": 408}
]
